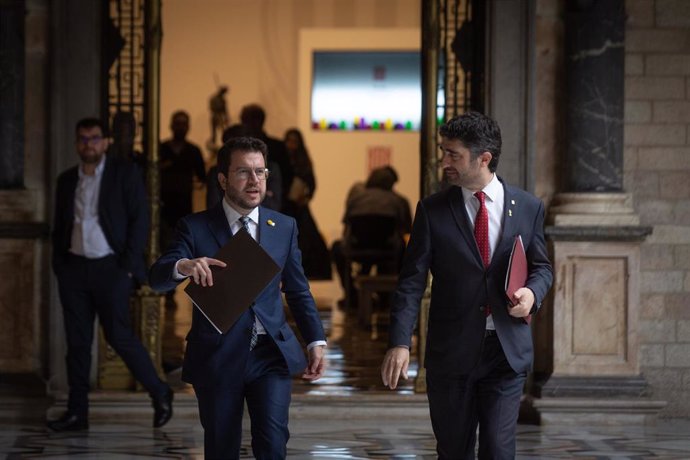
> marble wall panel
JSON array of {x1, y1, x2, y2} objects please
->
[
  {"x1": 553, "y1": 241, "x2": 640, "y2": 376},
  {"x1": 571, "y1": 257, "x2": 625, "y2": 356},
  {"x1": 0, "y1": 239, "x2": 40, "y2": 372}
]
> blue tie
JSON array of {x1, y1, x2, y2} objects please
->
[
  {"x1": 239, "y1": 215, "x2": 251, "y2": 234},
  {"x1": 240, "y1": 216, "x2": 259, "y2": 350}
]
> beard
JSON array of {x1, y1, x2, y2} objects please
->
[
  {"x1": 225, "y1": 185, "x2": 266, "y2": 211},
  {"x1": 78, "y1": 149, "x2": 105, "y2": 165}
]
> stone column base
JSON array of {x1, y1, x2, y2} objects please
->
[
  {"x1": 549, "y1": 192, "x2": 640, "y2": 226},
  {"x1": 531, "y1": 375, "x2": 666, "y2": 425},
  {"x1": 533, "y1": 397, "x2": 667, "y2": 426}
]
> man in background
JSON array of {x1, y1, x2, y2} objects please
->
[
  {"x1": 49, "y1": 117, "x2": 173, "y2": 431},
  {"x1": 332, "y1": 166, "x2": 412, "y2": 307},
  {"x1": 240, "y1": 103, "x2": 292, "y2": 211},
  {"x1": 160, "y1": 110, "x2": 207, "y2": 250}
]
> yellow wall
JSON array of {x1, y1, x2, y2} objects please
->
[
  {"x1": 298, "y1": 28, "x2": 420, "y2": 242},
  {"x1": 161, "y1": 0, "x2": 421, "y2": 243}
]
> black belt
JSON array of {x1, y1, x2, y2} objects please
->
[{"x1": 484, "y1": 329, "x2": 497, "y2": 338}]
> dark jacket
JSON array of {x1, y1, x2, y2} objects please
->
[
  {"x1": 389, "y1": 178, "x2": 553, "y2": 375},
  {"x1": 52, "y1": 155, "x2": 149, "y2": 283}
]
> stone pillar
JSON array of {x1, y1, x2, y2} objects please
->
[
  {"x1": 0, "y1": 1, "x2": 50, "y2": 388},
  {"x1": 532, "y1": 0, "x2": 666, "y2": 425},
  {"x1": 0, "y1": 0, "x2": 25, "y2": 189}
]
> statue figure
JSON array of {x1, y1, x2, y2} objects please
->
[{"x1": 209, "y1": 85, "x2": 230, "y2": 145}]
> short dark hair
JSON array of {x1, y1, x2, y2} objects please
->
[
  {"x1": 439, "y1": 111, "x2": 502, "y2": 172},
  {"x1": 217, "y1": 136, "x2": 268, "y2": 177},
  {"x1": 366, "y1": 166, "x2": 398, "y2": 190},
  {"x1": 171, "y1": 110, "x2": 189, "y2": 121},
  {"x1": 240, "y1": 104, "x2": 266, "y2": 127},
  {"x1": 221, "y1": 124, "x2": 249, "y2": 143},
  {"x1": 75, "y1": 118, "x2": 106, "y2": 136}
]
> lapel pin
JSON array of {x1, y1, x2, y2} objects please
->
[
  {"x1": 509, "y1": 209, "x2": 513, "y2": 217},
  {"x1": 267, "y1": 219, "x2": 276, "y2": 227},
  {"x1": 511, "y1": 199, "x2": 516, "y2": 205}
]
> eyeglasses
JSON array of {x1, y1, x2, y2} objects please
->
[
  {"x1": 231, "y1": 168, "x2": 270, "y2": 181},
  {"x1": 77, "y1": 135, "x2": 104, "y2": 145}
]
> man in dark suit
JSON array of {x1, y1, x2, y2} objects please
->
[
  {"x1": 49, "y1": 118, "x2": 173, "y2": 431},
  {"x1": 149, "y1": 136, "x2": 326, "y2": 459},
  {"x1": 381, "y1": 112, "x2": 553, "y2": 459}
]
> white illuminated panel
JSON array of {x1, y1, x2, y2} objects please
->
[{"x1": 311, "y1": 51, "x2": 421, "y2": 131}]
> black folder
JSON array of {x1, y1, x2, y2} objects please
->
[{"x1": 184, "y1": 230, "x2": 280, "y2": 334}]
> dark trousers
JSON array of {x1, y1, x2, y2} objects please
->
[
  {"x1": 194, "y1": 335, "x2": 292, "y2": 460},
  {"x1": 56, "y1": 254, "x2": 167, "y2": 417},
  {"x1": 426, "y1": 334, "x2": 526, "y2": 460}
]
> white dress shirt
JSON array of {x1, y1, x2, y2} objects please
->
[
  {"x1": 70, "y1": 155, "x2": 114, "y2": 259},
  {"x1": 461, "y1": 174, "x2": 504, "y2": 330}
]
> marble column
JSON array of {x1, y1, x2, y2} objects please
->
[
  {"x1": 564, "y1": 0, "x2": 624, "y2": 193},
  {"x1": 0, "y1": 0, "x2": 25, "y2": 188},
  {"x1": 533, "y1": 0, "x2": 666, "y2": 425}
]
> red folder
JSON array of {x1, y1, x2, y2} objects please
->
[{"x1": 505, "y1": 235, "x2": 531, "y2": 324}]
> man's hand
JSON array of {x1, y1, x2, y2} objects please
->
[
  {"x1": 381, "y1": 346, "x2": 410, "y2": 390},
  {"x1": 508, "y1": 287, "x2": 535, "y2": 318},
  {"x1": 302, "y1": 345, "x2": 326, "y2": 381},
  {"x1": 178, "y1": 257, "x2": 226, "y2": 287}
]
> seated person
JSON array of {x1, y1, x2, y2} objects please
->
[{"x1": 331, "y1": 166, "x2": 412, "y2": 307}]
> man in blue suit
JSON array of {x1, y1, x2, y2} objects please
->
[
  {"x1": 149, "y1": 136, "x2": 326, "y2": 459},
  {"x1": 381, "y1": 112, "x2": 553, "y2": 459},
  {"x1": 49, "y1": 118, "x2": 173, "y2": 431}
]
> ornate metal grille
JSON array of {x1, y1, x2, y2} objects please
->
[
  {"x1": 98, "y1": 0, "x2": 164, "y2": 391},
  {"x1": 102, "y1": 0, "x2": 147, "y2": 154},
  {"x1": 437, "y1": 0, "x2": 485, "y2": 123}
]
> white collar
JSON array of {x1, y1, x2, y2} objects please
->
[
  {"x1": 461, "y1": 173, "x2": 501, "y2": 204},
  {"x1": 222, "y1": 198, "x2": 259, "y2": 228}
]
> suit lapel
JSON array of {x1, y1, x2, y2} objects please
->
[
  {"x1": 207, "y1": 203, "x2": 232, "y2": 248},
  {"x1": 257, "y1": 207, "x2": 278, "y2": 254},
  {"x1": 496, "y1": 177, "x2": 519, "y2": 260},
  {"x1": 447, "y1": 186, "x2": 484, "y2": 267}
]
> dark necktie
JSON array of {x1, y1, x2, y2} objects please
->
[
  {"x1": 474, "y1": 191, "x2": 491, "y2": 316},
  {"x1": 239, "y1": 216, "x2": 259, "y2": 350}
]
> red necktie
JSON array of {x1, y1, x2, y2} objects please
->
[
  {"x1": 474, "y1": 191, "x2": 490, "y2": 267},
  {"x1": 474, "y1": 191, "x2": 491, "y2": 316}
]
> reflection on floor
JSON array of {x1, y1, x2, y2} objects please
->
[
  {"x1": 4, "y1": 415, "x2": 690, "y2": 458},
  {"x1": 3, "y1": 280, "x2": 690, "y2": 458}
]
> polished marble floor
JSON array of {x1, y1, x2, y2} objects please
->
[
  {"x1": 4, "y1": 412, "x2": 690, "y2": 458},
  {"x1": 3, "y1": 280, "x2": 690, "y2": 459}
]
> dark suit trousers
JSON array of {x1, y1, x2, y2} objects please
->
[
  {"x1": 426, "y1": 334, "x2": 526, "y2": 460},
  {"x1": 56, "y1": 254, "x2": 167, "y2": 416},
  {"x1": 194, "y1": 335, "x2": 292, "y2": 460}
]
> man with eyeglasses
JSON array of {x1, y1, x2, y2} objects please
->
[
  {"x1": 49, "y1": 118, "x2": 173, "y2": 431},
  {"x1": 150, "y1": 136, "x2": 326, "y2": 459}
]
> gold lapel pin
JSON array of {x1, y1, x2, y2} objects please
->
[
  {"x1": 267, "y1": 219, "x2": 276, "y2": 227},
  {"x1": 508, "y1": 209, "x2": 513, "y2": 217}
]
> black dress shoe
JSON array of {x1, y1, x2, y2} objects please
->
[
  {"x1": 46, "y1": 412, "x2": 89, "y2": 432},
  {"x1": 152, "y1": 387, "x2": 174, "y2": 428}
]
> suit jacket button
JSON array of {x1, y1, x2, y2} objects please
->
[{"x1": 479, "y1": 306, "x2": 485, "y2": 312}]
